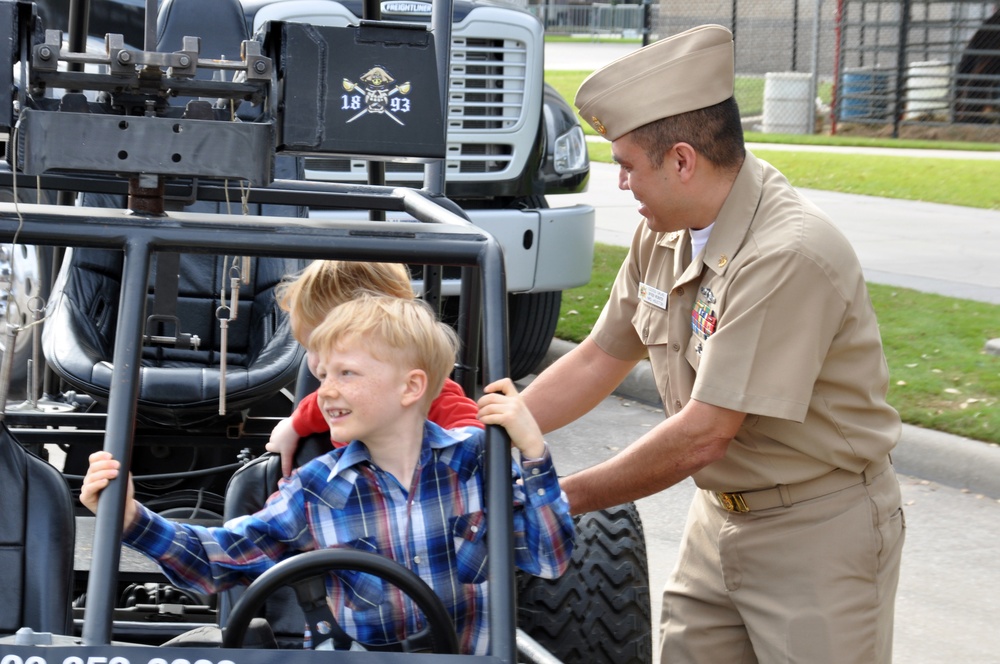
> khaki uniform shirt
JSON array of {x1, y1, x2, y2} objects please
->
[{"x1": 591, "y1": 151, "x2": 901, "y2": 492}]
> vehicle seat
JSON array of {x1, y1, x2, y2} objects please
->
[
  {"x1": 42, "y1": 250, "x2": 305, "y2": 427},
  {"x1": 41, "y1": 0, "x2": 308, "y2": 428},
  {"x1": 0, "y1": 423, "x2": 75, "y2": 636},
  {"x1": 156, "y1": 0, "x2": 248, "y2": 63},
  {"x1": 217, "y1": 433, "x2": 332, "y2": 645}
]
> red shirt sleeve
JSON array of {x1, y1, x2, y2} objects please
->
[
  {"x1": 429, "y1": 378, "x2": 484, "y2": 430},
  {"x1": 290, "y1": 391, "x2": 328, "y2": 437}
]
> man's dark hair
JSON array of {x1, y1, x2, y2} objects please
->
[{"x1": 631, "y1": 96, "x2": 745, "y2": 172}]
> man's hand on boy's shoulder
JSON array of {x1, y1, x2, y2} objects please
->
[{"x1": 477, "y1": 378, "x2": 546, "y2": 459}]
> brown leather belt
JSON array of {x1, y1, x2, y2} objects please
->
[{"x1": 709, "y1": 457, "x2": 891, "y2": 513}]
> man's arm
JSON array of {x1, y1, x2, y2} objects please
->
[
  {"x1": 560, "y1": 398, "x2": 745, "y2": 514},
  {"x1": 521, "y1": 337, "x2": 639, "y2": 434}
]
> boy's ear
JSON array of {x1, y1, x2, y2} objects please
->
[{"x1": 400, "y1": 369, "x2": 428, "y2": 407}]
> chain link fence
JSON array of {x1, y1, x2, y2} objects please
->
[
  {"x1": 530, "y1": 0, "x2": 1000, "y2": 140},
  {"x1": 529, "y1": 2, "x2": 656, "y2": 38}
]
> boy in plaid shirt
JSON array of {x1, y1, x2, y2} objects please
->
[{"x1": 81, "y1": 294, "x2": 574, "y2": 655}]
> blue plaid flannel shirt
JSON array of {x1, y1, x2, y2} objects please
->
[{"x1": 123, "y1": 422, "x2": 574, "y2": 655}]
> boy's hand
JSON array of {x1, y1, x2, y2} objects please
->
[
  {"x1": 265, "y1": 416, "x2": 300, "y2": 477},
  {"x1": 477, "y1": 378, "x2": 546, "y2": 459},
  {"x1": 80, "y1": 451, "x2": 137, "y2": 528}
]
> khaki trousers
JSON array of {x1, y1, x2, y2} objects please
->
[{"x1": 660, "y1": 464, "x2": 905, "y2": 663}]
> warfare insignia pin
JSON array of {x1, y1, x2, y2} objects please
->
[{"x1": 342, "y1": 66, "x2": 412, "y2": 125}]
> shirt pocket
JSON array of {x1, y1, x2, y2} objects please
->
[
  {"x1": 450, "y1": 512, "x2": 488, "y2": 585},
  {"x1": 631, "y1": 298, "x2": 670, "y2": 348},
  {"x1": 331, "y1": 538, "x2": 386, "y2": 612}
]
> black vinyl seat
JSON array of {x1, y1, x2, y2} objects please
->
[
  {"x1": 0, "y1": 423, "x2": 75, "y2": 636},
  {"x1": 42, "y1": 250, "x2": 305, "y2": 427},
  {"x1": 156, "y1": 0, "x2": 249, "y2": 60},
  {"x1": 217, "y1": 433, "x2": 332, "y2": 645}
]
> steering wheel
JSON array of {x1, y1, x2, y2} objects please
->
[{"x1": 222, "y1": 548, "x2": 460, "y2": 654}]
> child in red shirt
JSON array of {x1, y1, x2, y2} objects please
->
[{"x1": 266, "y1": 260, "x2": 482, "y2": 476}]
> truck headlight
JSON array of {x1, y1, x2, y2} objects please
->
[{"x1": 553, "y1": 126, "x2": 587, "y2": 174}]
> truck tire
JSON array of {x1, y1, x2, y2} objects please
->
[
  {"x1": 507, "y1": 290, "x2": 561, "y2": 381},
  {"x1": 516, "y1": 502, "x2": 653, "y2": 664}
]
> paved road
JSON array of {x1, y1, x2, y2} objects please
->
[{"x1": 540, "y1": 40, "x2": 1000, "y2": 663}]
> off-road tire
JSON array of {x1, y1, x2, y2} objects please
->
[{"x1": 516, "y1": 501, "x2": 653, "y2": 663}]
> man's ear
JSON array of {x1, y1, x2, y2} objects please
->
[
  {"x1": 672, "y1": 142, "x2": 698, "y2": 183},
  {"x1": 401, "y1": 369, "x2": 428, "y2": 407}
]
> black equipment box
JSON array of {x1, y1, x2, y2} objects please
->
[{"x1": 267, "y1": 20, "x2": 446, "y2": 161}]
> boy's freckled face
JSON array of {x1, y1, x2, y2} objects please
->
[{"x1": 314, "y1": 339, "x2": 409, "y2": 446}]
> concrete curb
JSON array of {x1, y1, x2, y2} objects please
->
[{"x1": 540, "y1": 338, "x2": 1000, "y2": 499}]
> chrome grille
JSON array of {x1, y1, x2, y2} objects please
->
[{"x1": 448, "y1": 37, "x2": 528, "y2": 131}]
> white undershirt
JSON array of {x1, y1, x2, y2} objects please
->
[{"x1": 690, "y1": 222, "x2": 715, "y2": 262}]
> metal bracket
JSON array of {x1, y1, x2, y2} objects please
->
[
  {"x1": 15, "y1": 109, "x2": 275, "y2": 185},
  {"x1": 143, "y1": 315, "x2": 201, "y2": 350}
]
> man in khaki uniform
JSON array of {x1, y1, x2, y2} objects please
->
[{"x1": 522, "y1": 24, "x2": 905, "y2": 663}]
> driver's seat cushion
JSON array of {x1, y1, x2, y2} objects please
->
[
  {"x1": 42, "y1": 249, "x2": 306, "y2": 427},
  {"x1": 218, "y1": 434, "x2": 332, "y2": 645},
  {"x1": 0, "y1": 423, "x2": 75, "y2": 635}
]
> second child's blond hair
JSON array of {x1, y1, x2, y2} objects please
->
[
  {"x1": 309, "y1": 294, "x2": 459, "y2": 410},
  {"x1": 275, "y1": 260, "x2": 414, "y2": 344}
]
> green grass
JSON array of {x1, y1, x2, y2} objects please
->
[
  {"x1": 752, "y1": 151, "x2": 1000, "y2": 210},
  {"x1": 556, "y1": 244, "x2": 1000, "y2": 446},
  {"x1": 544, "y1": 35, "x2": 643, "y2": 44},
  {"x1": 745, "y1": 132, "x2": 1000, "y2": 152},
  {"x1": 869, "y1": 285, "x2": 1000, "y2": 442},
  {"x1": 584, "y1": 133, "x2": 1000, "y2": 210}
]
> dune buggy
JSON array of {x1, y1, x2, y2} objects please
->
[{"x1": 0, "y1": 0, "x2": 651, "y2": 661}]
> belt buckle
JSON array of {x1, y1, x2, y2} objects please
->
[{"x1": 715, "y1": 491, "x2": 750, "y2": 513}]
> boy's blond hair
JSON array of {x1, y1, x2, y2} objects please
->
[
  {"x1": 309, "y1": 294, "x2": 459, "y2": 411},
  {"x1": 275, "y1": 260, "x2": 413, "y2": 344}
]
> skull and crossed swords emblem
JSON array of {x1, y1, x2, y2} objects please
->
[{"x1": 342, "y1": 66, "x2": 411, "y2": 125}]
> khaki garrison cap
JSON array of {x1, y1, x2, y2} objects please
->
[{"x1": 575, "y1": 24, "x2": 735, "y2": 141}]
